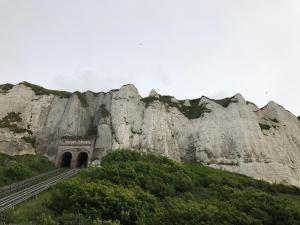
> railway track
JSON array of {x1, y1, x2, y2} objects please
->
[
  {"x1": 0, "y1": 168, "x2": 79, "y2": 212},
  {"x1": 0, "y1": 168, "x2": 63, "y2": 196}
]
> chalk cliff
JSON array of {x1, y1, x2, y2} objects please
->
[{"x1": 1, "y1": 82, "x2": 300, "y2": 186}]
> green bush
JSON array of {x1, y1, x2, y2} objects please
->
[
  {"x1": 0, "y1": 153, "x2": 55, "y2": 186},
  {"x1": 90, "y1": 150, "x2": 194, "y2": 198},
  {"x1": 6, "y1": 150, "x2": 300, "y2": 225},
  {"x1": 49, "y1": 180, "x2": 157, "y2": 225},
  {"x1": 3, "y1": 162, "x2": 31, "y2": 182}
]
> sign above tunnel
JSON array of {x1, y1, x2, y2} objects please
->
[{"x1": 59, "y1": 137, "x2": 93, "y2": 146}]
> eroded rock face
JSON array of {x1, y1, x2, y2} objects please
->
[{"x1": 1, "y1": 82, "x2": 300, "y2": 187}]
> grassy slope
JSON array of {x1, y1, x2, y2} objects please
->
[
  {"x1": 2, "y1": 150, "x2": 300, "y2": 225},
  {"x1": 0, "y1": 153, "x2": 55, "y2": 186}
]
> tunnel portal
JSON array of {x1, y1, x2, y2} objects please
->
[
  {"x1": 77, "y1": 152, "x2": 88, "y2": 168},
  {"x1": 55, "y1": 137, "x2": 94, "y2": 168},
  {"x1": 61, "y1": 152, "x2": 72, "y2": 168}
]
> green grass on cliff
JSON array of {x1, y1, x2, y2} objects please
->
[
  {"x1": 0, "y1": 83, "x2": 14, "y2": 92},
  {"x1": 0, "y1": 153, "x2": 55, "y2": 186},
  {"x1": 3, "y1": 150, "x2": 300, "y2": 225},
  {"x1": 141, "y1": 96, "x2": 212, "y2": 119},
  {"x1": 20, "y1": 82, "x2": 90, "y2": 107},
  {"x1": 20, "y1": 82, "x2": 72, "y2": 98},
  {"x1": 140, "y1": 95, "x2": 240, "y2": 119},
  {"x1": 0, "y1": 112, "x2": 36, "y2": 146},
  {"x1": 207, "y1": 96, "x2": 239, "y2": 108},
  {"x1": 0, "y1": 112, "x2": 29, "y2": 134}
]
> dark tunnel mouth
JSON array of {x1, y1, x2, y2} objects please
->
[
  {"x1": 77, "y1": 152, "x2": 88, "y2": 168},
  {"x1": 61, "y1": 152, "x2": 72, "y2": 168}
]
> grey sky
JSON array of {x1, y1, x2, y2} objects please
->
[{"x1": 0, "y1": 0, "x2": 300, "y2": 115}]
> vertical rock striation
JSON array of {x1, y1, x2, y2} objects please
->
[{"x1": 1, "y1": 82, "x2": 300, "y2": 186}]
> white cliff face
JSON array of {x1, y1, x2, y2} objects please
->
[{"x1": 1, "y1": 82, "x2": 300, "y2": 187}]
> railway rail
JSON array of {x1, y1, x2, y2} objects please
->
[
  {"x1": 0, "y1": 168, "x2": 79, "y2": 212},
  {"x1": 0, "y1": 168, "x2": 63, "y2": 196}
]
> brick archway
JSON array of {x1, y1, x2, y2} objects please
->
[{"x1": 55, "y1": 138, "x2": 94, "y2": 168}]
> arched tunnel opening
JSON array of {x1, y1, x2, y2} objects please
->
[
  {"x1": 77, "y1": 152, "x2": 88, "y2": 168},
  {"x1": 60, "y1": 152, "x2": 72, "y2": 168}
]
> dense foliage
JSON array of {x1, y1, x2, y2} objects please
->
[
  {"x1": 3, "y1": 150, "x2": 300, "y2": 225},
  {"x1": 0, "y1": 153, "x2": 55, "y2": 186}
]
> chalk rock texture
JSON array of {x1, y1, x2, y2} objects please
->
[{"x1": 1, "y1": 82, "x2": 300, "y2": 187}]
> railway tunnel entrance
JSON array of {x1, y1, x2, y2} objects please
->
[
  {"x1": 55, "y1": 137, "x2": 95, "y2": 168},
  {"x1": 77, "y1": 152, "x2": 88, "y2": 168},
  {"x1": 61, "y1": 152, "x2": 72, "y2": 168}
]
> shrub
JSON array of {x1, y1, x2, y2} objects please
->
[
  {"x1": 0, "y1": 153, "x2": 55, "y2": 186},
  {"x1": 4, "y1": 162, "x2": 31, "y2": 182},
  {"x1": 99, "y1": 104, "x2": 110, "y2": 118},
  {"x1": 0, "y1": 83, "x2": 14, "y2": 93},
  {"x1": 49, "y1": 180, "x2": 157, "y2": 225},
  {"x1": 7, "y1": 150, "x2": 300, "y2": 225}
]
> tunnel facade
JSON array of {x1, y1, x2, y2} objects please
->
[{"x1": 55, "y1": 138, "x2": 94, "y2": 168}]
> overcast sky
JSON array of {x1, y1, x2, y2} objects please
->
[{"x1": 0, "y1": 0, "x2": 300, "y2": 115}]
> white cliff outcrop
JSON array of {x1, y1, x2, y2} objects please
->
[{"x1": 1, "y1": 82, "x2": 300, "y2": 187}]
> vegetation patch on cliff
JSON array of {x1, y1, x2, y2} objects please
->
[
  {"x1": 22, "y1": 136, "x2": 37, "y2": 148},
  {"x1": 4, "y1": 150, "x2": 300, "y2": 225},
  {"x1": 208, "y1": 96, "x2": 239, "y2": 107},
  {"x1": 141, "y1": 96, "x2": 211, "y2": 119},
  {"x1": 0, "y1": 83, "x2": 14, "y2": 93},
  {"x1": 270, "y1": 118, "x2": 279, "y2": 123},
  {"x1": 74, "y1": 91, "x2": 89, "y2": 107},
  {"x1": 20, "y1": 82, "x2": 92, "y2": 106},
  {"x1": 298, "y1": 116, "x2": 300, "y2": 121},
  {"x1": 20, "y1": 82, "x2": 72, "y2": 98},
  {"x1": 259, "y1": 123, "x2": 272, "y2": 131},
  {"x1": 181, "y1": 100, "x2": 212, "y2": 119},
  {"x1": 99, "y1": 104, "x2": 110, "y2": 118},
  {"x1": 0, "y1": 112, "x2": 32, "y2": 134}
]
